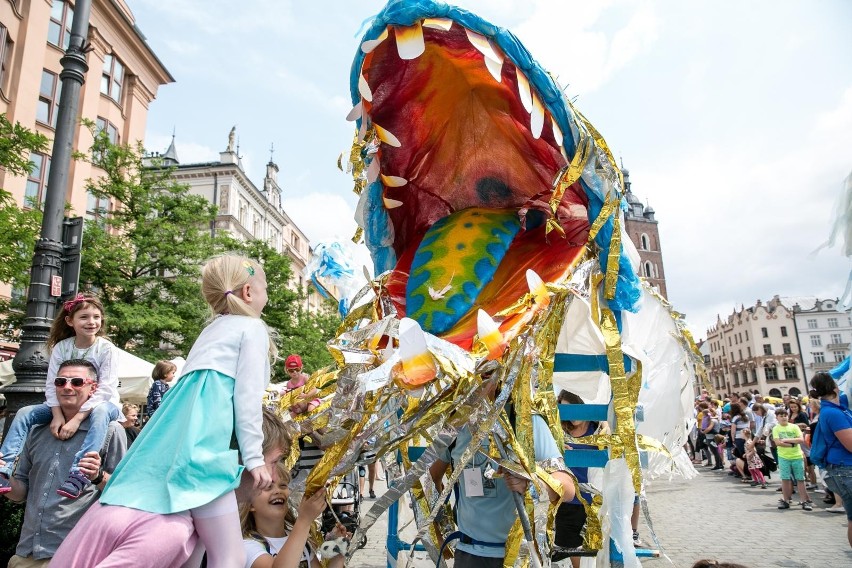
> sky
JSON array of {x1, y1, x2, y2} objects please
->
[{"x1": 129, "y1": 0, "x2": 852, "y2": 340}]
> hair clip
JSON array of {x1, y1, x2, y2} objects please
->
[
  {"x1": 242, "y1": 260, "x2": 255, "y2": 276},
  {"x1": 63, "y1": 293, "x2": 86, "y2": 313}
]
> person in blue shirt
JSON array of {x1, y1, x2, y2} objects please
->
[
  {"x1": 810, "y1": 372, "x2": 852, "y2": 548},
  {"x1": 429, "y1": 376, "x2": 575, "y2": 568}
]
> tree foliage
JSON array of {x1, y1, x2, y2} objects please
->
[{"x1": 0, "y1": 115, "x2": 50, "y2": 334}]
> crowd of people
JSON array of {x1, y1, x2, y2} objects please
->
[
  {"x1": 0, "y1": 252, "x2": 850, "y2": 568},
  {"x1": 688, "y1": 382, "x2": 852, "y2": 546}
]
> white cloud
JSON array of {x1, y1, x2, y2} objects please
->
[
  {"x1": 511, "y1": 0, "x2": 659, "y2": 94},
  {"x1": 135, "y1": 0, "x2": 295, "y2": 35},
  {"x1": 644, "y1": 85, "x2": 852, "y2": 338}
]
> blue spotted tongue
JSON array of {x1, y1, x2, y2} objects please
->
[{"x1": 405, "y1": 207, "x2": 521, "y2": 335}]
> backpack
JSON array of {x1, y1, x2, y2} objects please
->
[{"x1": 810, "y1": 404, "x2": 852, "y2": 468}]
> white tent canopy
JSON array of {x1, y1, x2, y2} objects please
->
[{"x1": 0, "y1": 349, "x2": 163, "y2": 405}]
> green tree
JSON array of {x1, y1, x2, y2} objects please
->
[
  {"x1": 0, "y1": 115, "x2": 50, "y2": 341},
  {"x1": 78, "y1": 127, "x2": 221, "y2": 360},
  {"x1": 282, "y1": 299, "x2": 340, "y2": 377}
]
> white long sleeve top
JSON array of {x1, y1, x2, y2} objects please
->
[
  {"x1": 181, "y1": 315, "x2": 271, "y2": 472},
  {"x1": 46, "y1": 336, "x2": 121, "y2": 413}
]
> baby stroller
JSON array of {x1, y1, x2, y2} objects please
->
[{"x1": 322, "y1": 467, "x2": 367, "y2": 550}]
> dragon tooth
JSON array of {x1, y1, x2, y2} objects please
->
[
  {"x1": 423, "y1": 18, "x2": 453, "y2": 31},
  {"x1": 531, "y1": 94, "x2": 544, "y2": 139},
  {"x1": 361, "y1": 29, "x2": 389, "y2": 54},
  {"x1": 396, "y1": 22, "x2": 425, "y2": 60},
  {"x1": 358, "y1": 74, "x2": 373, "y2": 102},
  {"x1": 551, "y1": 117, "x2": 563, "y2": 146},
  {"x1": 516, "y1": 69, "x2": 533, "y2": 113},
  {"x1": 465, "y1": 29, "x2": 503, "y2": 82},
  {"x1": 383, "y1": 196, "x2": 404, "y2": 209},
  {"x1": 346, "y1": 101, "x2": 362, "y2": 122},
  {"x1": 380, "y1": 174, "x2": 407, "y2": 187},
  {"x1": 374, "y1": 124, "x2": 401, "y2": 147}
]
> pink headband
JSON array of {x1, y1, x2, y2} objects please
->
[{"x1": 63, "y1": 293, "x2": 87, "y2": 313}]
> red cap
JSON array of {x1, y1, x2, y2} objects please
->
[{"x1": 285, "y1": 354, "x2": 303, "y2": 369}]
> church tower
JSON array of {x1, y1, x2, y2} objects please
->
[{"x1": 622, "y1": 167, "x2": 668, "y2": 299}]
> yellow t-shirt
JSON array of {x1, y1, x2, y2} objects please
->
[{"x1": 772, "y1": 423, "x2": 804, "y2": 460}]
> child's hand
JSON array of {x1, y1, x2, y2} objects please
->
[
  {"x1": 58, "y1": 417, "x2": 81, "y2": 440},
  {"x1": 50, "y1": 415, "x2": 66, "y2": 439},
  {"x1": 250, "y1": 465, "x2": 273, "y2": 490},
  {"x1": 299, "y1": 487, "x2": 329, "y2": 520}
]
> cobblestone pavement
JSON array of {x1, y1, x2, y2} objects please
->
[
  {"x1": 643, "y1": 465, "x2": 852, "y2": 568},
  {"x1": 349, "y1": 464, "x2": 852, "y2": 567}
]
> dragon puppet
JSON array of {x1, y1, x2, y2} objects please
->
[{"x1": 275, "y1": 1, "x2": 704, "y2": 566}]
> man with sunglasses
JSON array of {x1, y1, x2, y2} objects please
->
[{"x1": 0, "y1": 359, "x2": 127, "y2": 567}]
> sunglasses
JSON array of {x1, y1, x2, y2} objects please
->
[
  {"x1": 286, "y1": 368, "x2": 302, "y2": 373},
  {"x1": 54, "y1": 377, "x2": 94, "y2": 388}
]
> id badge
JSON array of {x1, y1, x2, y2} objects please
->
[{"x1": 462, "y1": 467, "x2": 485, "y2": 497}]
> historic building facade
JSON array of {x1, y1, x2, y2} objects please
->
[
  {"x1": 621, "y1": 168, "x2": 667, "y2": 299},
  {"x1": 793, "y1": 298, "x2": 852, "y2": 385},
  {"x1": 0, "y1": 0, "x2": 172, "y2": 217},
  {"x1": 706, "y1": 296, "x2": 810, "y2": 398}
]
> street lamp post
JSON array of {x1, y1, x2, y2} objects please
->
[{"x1": 4, "y1": 0, "x2": 93, "y2": 432}]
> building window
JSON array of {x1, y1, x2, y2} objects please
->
[
  {"x1": 813, "y1": 352, "x2": 825, "y2": 364},
  {"x1": 765, "y1": 364, "x2": 778, "y2": 381},
  {"x1": 829, "y1": 317, "x2": 839, "y2": 328},
  {"x1": 761, "y1": 327, "x2": 768, "y2": 338},
  {"x1": 782, "y1": 343, "x2": 791, "y2": 355},
  {"x1": 783, "y1": 363, "x2": 797, "y2": 380},
  {"x1": 95, "y1": 117, "x2": 119, "y2": 144},
  {"x1": 640, "y1": 233, "x2": 649, "y2": 250},
  {"x1": 807, "y1": 319, "x2": 817, "y2": 329},
  {"x1": 292, "y1": 233, "x2": 300, "y2": 250},
  {"x1": 747, "y1": 346, "x2": 752, "y2": 357},
  {"x1": 751, "y1": 368, "x2": 758, "y2": 382},
  {"x1": 763, "y1": 344, "x2": 772, "y2": 356},
  {"x1": 86, "y1": 191, "x2": 110, "y2": 224},
  {"x1": 835, "y1": 351, "x2": 846, "y2": 363},
  {"x1": 0, "y1": 23, "x2": 12, "y2": 93},
  {"x1": 24, "y1": 152, "x2": 50, "y2": 207},
  {"x1": 781, "y1": 326, "x2": 787, "y2": 337},
  {"x1": 101, "y1": 54, "x2": 125, "y2": 103},
  {"x1": 745, "y1": 330, "x2": 748, "y2": 341},
  {"x1": 643, "y1": 261, "x2": 654, "y2": 278},
  {"x1": 831, "y1": 333, "x2": 843, "y2": 345},
  {"x1": 811, "y1": 335, "x2": 822, "y2": 347},
  {"x1": 37, "y1": 70, "x2": 62, "y2": 128},
  {"x1": 48, "y1": 1, "x2": 74, "y2": 50}
]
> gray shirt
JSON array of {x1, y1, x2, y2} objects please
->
[{"x1": 12, "y1": 419, "x2": 127, "y2": 559}]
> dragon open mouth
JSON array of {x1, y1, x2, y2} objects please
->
[{"x1": 352, "y1": 14, "x2": 591, "y2": 349}]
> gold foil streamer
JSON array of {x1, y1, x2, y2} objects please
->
[{"x1": 601, "y1": 308, "x2": 643, "y2": 494}]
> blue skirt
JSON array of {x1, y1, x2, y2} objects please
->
[{"x1": 100, "y1": 369, "x2": 242, "y2": 514}]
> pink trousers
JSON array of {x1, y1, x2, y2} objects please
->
[{"x1": 50, "y1": 501, "x2": 197, "y2": 567}]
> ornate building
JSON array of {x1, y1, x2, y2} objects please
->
[
  {"x1": 621, "y1": 167, "x2": 667, "y2": 298},
  {"x1": 0, "y1": 0, "x2": 172, "y2": 358},
  {"x1": 793, "y1": 298, "x2": 852, "y2": 385},
  {"x1": 706, "y1": 296, "x2": 810, "y2": 398},
  {"x1": 150, "y1": 133, "x2": 334, "y2": 312}
]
